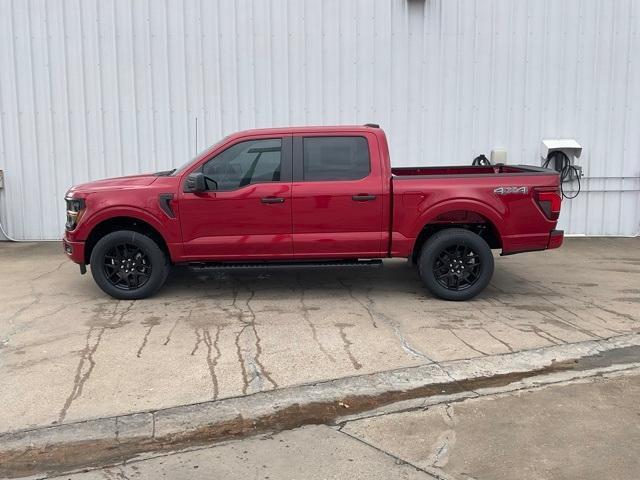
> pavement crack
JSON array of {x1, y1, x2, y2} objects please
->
[
  {"x1": 481, "y1": 327, "x2": 515, "y2": 352},
  {"x1": 529, "y1": 322, "x2": 565, "y2": 345},
  {"x1": 508, "y1": 274, "x2": 628, "y2": 337},
  {"x1": 231, "y1": 283, "x2": 250, "y2": 394},
  {"x1": 429, "y1": 428, "x2": 456, "y2": 469},
  {"x1": 479, "y1": 309, "x2": 563, "y2": 346},
  {"x1": 136, "y1": 317, "x2": 161, "y2": 358},
  {"x1": 592, "y1": 305, "x2": 637, "y2": 323},
  {"x1": 113, "y1": 301, "x2": 136, "y2": 329},
  {"x1": 449, "y1": 329, "x2": 489, "y2": 356},
  {"x1": 100, "y1": 470, "x2": 117, "y2": 480},
  {"x1": 3, "y1": 302, "x2": 70, "y2": 347},
  {"x1": 233, "y1": 279, "x2": 277, "y2": 394},
  {"x1": 297, "y1": 273, "x2": 336, "y2": 362},
  {"x1": 361, "y1": 282, "x2": 433, "y2": 361},
  {"x1": 442, "y1": 404, "x2": 453, "y2": 422},
  {"x1": 202, "y1": 326, "x2": 222, "y2": 400},
  {"x1": 58, "y1": 301, "x2": 135, "y2": 423},
  {"x1": 244, "y1": 286, "x2": 278, "y2": 391},
  {"x1": 433, "y1": 361, "x2": 472, "y2": 393},
  {"x1": 536, "y1": 278, "x2": 638, "y2": 324},
  {"x1": 58, "y1": 325, "x2": 106, "y2": 423},
  {"x1": 339, "y1": 278, "x2": 378, "y2": 328},
  {"x1": 335, "y1": 322, "x2": 362, "y2": 370},
  {"x1": 539, "y1": 299, "x2": 605, "y2": 339},
  {"x1": 31, "y1": 259, "x2": 66, "y2": 281},
  {"x1": 163, "y1": 313, "x2": 185, "y2": 346},
  {"x1": 101, "y1": 467, "x2": 130, "y2": 480},
  {"x1": 191, "y1": 328, "x2": 203, "y2": 356},
  {"x1": 114, "y1": 467, "x2": 131, "y2": 480},
  {"x1": 5, "y1": 291, "x2": 41, "y2": 324},
  {"x1": 433, "y1": 440, "x2": 449, "y2": 466},
  {"x1": 394, "y1": 325, "x2": 432, "y2": 360},
  {"x1": 589, "y1": 311, "x2": 626, "y2": 334},
  {"x1": 337, "y1": 428, "x2": 448, "y2": 480}
]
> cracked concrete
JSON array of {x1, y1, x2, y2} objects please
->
[
  {"x1": 2, "y1": 334, "x2": 639, "y2": 478},
  {"x1": 45, "y1": 425, "x2": 438, "y2": 480},
  {"x1": 11, "y1": 364, "x2": 640, "y2": 479},
  {"x1": 342, "y1": 370, "x2": 640, "y2": 480},
  {"x1": 0, "y1": 238, "x2": 639, "y2": 436}
]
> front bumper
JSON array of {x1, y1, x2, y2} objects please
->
[
  {"x1": 62, "y1": 234, "x2": 86, "y2": 265},
  {"x1": 547, "y1": 229, "x2": 564, "y2": 250}
]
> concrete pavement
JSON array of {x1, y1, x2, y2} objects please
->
[
  {"x1": 1, "y1": 238, "x2": 639, "y2": 434},
  {"x1": 343, "y1": 370, "x2": 640, "y2": 480},
  {"x1": 40, "y1": 369, "x2": 640, "y2": 480},
  {"x1": 45, "y1": 425, "x2": 436, "y2": 480},
  {"x1": 3, "y1": 333, "x2": 638, "y2": 477}
]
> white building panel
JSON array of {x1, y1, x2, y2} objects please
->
[{"x1": 0, "y1": 0, "x2": 638, "y2": 239}]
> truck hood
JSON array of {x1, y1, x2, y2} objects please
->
[{"x1": 67, "y1": 174, "x2": 159, "y2": 196}]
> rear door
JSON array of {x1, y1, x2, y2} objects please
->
[{"x1": 291, "y1": 133, "x2": 385, "y2": 258}]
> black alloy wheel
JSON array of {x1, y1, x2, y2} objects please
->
[
  {"x1": 418, "y1": 228, "x2": 494, "y2": 301},
  {"x1": 90, "y1": 230, "x2": 169, "y2": 300},
  {"x1": 103, "y1": 242, "x2": 152, "y2": 290},
  {"x1": 432, "y1": 244, "x2": 482, "y2": 291}
]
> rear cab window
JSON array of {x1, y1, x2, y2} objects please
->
[{"x1": 302, "y1": 136, "x2": 370, "y2": 181}]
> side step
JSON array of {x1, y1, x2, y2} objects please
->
[{"x1": 184, "y1": 259, "x2": 383, "y2": 271}]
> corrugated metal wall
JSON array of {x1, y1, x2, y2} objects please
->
[{"x1": 0, "y1": 0, "x2": 638, "y2": 240}]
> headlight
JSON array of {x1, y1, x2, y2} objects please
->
[{"x1": 65, "y1": 197, "x2": 86, "y2": 231}]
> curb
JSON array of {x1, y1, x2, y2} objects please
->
[{"x1": 2, "y1": 333, "x2": 640, "y2": 478}]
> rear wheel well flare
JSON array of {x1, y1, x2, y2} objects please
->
[{"x1": 411, "y1": 211, "x2": 502, "y2": 263}]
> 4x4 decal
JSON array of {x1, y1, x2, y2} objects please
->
[{"x1": 494, "y1": 186, "x2": 528, "y2": 195}]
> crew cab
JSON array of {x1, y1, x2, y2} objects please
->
[{"x1": 63, "y1": 125, "x2": 563, "y2": 301}]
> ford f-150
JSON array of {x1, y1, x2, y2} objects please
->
[{"x1": 63, "y1": 124, "x2": 564, "y2": 301}]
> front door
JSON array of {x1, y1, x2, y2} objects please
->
[
  {"x1": 291, "y1": 134, "x2": 385, "y2": 258},
  {"x1": 179, "y1": 136, "x2": 293, "y2": 260}
]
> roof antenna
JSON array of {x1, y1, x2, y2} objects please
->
[{"x1": 195, "y1": 116, "x2": 198, "y2": 155}]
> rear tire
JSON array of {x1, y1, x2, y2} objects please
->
[
  {"x1": 418, "y1": 228, "x2": 494, "y2": 301},
  {"x1": 90, "y1": 230, "x2": 169, "y2": 300}
]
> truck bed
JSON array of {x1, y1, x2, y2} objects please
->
[
  {"x1": 391, "y1": 164, "x2": 553, "y2": 177},
  {"x1": 389, "y1": 164, "x2": 561, "y2": 257}
]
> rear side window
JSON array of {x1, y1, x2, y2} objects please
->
[{"x1": 303, "y1": 136, "x2": 370, "y2": 181}]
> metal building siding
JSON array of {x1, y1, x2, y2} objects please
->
[{"x1": 0, "y1": 0, "x2": 638, "y2": 240}]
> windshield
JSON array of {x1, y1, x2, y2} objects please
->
[{"x1": 170, "y1": 136, "x2": 230, "y2": 176}]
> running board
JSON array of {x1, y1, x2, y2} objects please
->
[{"x1": 184, "y1": 259, "x2": 383, "y2": 271}]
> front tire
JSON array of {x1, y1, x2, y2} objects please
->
[
  {"x1": 418, "y1": 228, "x2": 494, "y2": 301},
  {"x1": 90, "y1": 230, "x2": 169, "y2": 300}
]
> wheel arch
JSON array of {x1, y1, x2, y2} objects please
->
[
  {"x1": 84, "y1": 216, "x2": 171, "y2": 265},
  {"x1": 410, "y1": 205, "x2": 503, "y2": 263}
]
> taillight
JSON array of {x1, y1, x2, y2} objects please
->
[
  {"x1": 534, "y1": 189, "x2": 561, "y2": 220},
  {"x1": 65, "y1": 197, "x2": 86, "y2": 231}
]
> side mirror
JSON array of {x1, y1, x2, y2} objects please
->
[{"x1": 183, "y1": 172, "x2": 207, "y2": 193}]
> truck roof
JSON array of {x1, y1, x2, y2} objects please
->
[
  {"x1": 231, "y1": 124, "x2": 381, "y2": 137},
  {"x1": 184, "y1": 124, "x2": 384, "y2": 171}
]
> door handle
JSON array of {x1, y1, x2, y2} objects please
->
[
  {"x1": 352, "y1": 194, "x2": 376, "y2": 202},
  {"x1": 261, "y1": 196, "x2": 285, "y2": 204}
]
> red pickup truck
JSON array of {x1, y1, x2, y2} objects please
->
[{"x1": 63, "y1": 125, "x2": 563, "y2": 301}]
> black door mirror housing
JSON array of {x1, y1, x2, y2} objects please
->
[{"x1": 183, "y1": 172, "x2": 207, "y2": 193}]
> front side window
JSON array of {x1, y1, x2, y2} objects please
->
[
  {"x1": 303, "y1": 136, "x2": 370, "y2": 181},
  {"x1": 202, "y1": 138, "x2": 282, "y2": 190}
]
